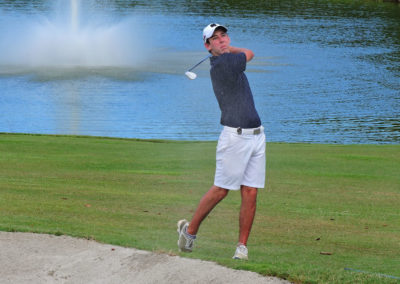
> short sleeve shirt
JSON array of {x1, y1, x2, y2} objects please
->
[{"x1": 210, "y1": 52, "x2": 261, "y2": 128}]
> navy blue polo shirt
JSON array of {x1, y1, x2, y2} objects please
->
[{"x1": 209, "y1": 52, "x2": 261, "y2": 129}]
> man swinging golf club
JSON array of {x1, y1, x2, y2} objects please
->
[{"x1": 177, "y1": 23, "x2": 266, "y2": 260}]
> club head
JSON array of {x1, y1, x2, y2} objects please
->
[{"x1": 185, "y1": 71, "x2": 197, "y2": 80}]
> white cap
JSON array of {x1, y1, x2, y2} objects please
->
[{"x1": 203, "y1": 23, "x2": 228, "y2": 43}]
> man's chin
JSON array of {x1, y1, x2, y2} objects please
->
[{"x1": 211, "y1": 49, "x2": 230, "y2": 56}]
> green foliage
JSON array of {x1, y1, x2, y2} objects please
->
[{"x1": 0, "y1": 134, "x2": 399, "y2": 283}]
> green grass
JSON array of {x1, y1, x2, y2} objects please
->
[{"x1": 0, "y1": 133, "x2": 399, "y2": 283}]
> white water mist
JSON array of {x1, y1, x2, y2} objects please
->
[{"x1": 0, "y1": 0, "x2": 151, "y2": 69}]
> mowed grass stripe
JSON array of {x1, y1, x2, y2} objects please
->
[{"x1": 0, "y1": 133, "x2": 399, "y2": 283}]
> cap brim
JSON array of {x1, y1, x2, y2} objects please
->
[
  {"x1": 215, "y1": 26, "x2": 227, "y2": 33},
  {"x1": 204, "y1": 26, "x2": 228, "y2": 43}
]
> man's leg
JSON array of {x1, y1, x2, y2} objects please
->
[
  {"x1": 232, "y1": 185, "x2": 257, "y2": 260},
  {"x1": 187, "y1": 185, "x2": 229, "y2": 235},
  {"x1": 238, "y1": 185, "x2": 258, "y2": 245},
  {"x1": 177, "y1": 186, "x2": 228, "y2": 252}
]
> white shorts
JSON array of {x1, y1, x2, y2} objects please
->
[{"x1": 214, "y1": 126, "x2": 266, "y2": 190}]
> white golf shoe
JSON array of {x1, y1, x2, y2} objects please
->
[
  {"x1": 177, "y1": 219, "x2": 196, "y2": 252},
  {"x1": 233, "y1": 244, "x2": 248, "y2": 260}
]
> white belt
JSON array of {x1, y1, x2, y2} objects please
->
[{"x1": 223, "y1": 126, "x2": 264, "y2": 135}]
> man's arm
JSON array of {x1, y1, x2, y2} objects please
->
[{"x1": 229, "y1": 46, "x2": 254, "y2": 62}]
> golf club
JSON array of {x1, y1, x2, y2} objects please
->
[{"x1": 185, "y1": 55, "x2": 211, "y2": 80}]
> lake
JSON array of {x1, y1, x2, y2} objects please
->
[{"x1": 0, "y1": 0, "x2": 399, "y2": 143}]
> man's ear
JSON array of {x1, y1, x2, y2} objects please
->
[{"x1": 204, "y1": 42, "x2": 211, "y2": 52}]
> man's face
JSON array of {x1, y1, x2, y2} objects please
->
[{"x1": 204, "y1": 29, "x2": 230, "y2": 56}]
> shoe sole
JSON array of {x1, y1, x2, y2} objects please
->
[
  {"x1": 177, "y1": 219, "x2": 192, "y2": 252},
  {"x1": 233, "y1": 249, "x2": 248, "y2": 260},
  {"x1": 233, "y1": 255, "x2": 248, "y2": 260},
  {"x1": 177, "y1": 219, "x2": 187, "y2": 235}
]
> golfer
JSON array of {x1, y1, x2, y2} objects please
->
[{"x1": 177, "y1": 23, "x2": 266, "y2": 260}]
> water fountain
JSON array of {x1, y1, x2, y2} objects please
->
[{"x1": 0, "y1": 0, "x2": 150, "y2": 72}]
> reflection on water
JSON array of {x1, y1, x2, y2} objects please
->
[{"x1": 0, "y1": 0, "x2": 399, "y2": 143}]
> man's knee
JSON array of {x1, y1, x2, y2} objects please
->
[
  {"x1": 241, "y1": 186, "x2": 258, "y2": 199},
  {"x1": 211, "y1": 185, "x2": 229, "y2": 199}
]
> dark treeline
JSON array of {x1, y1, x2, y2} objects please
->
[{"x1": 0, "y1": 0, "x2": 399, "y2": 18}]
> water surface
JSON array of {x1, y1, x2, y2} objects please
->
[{"x1": 0, "y1": 0, "x2": 399, "y2": 143}]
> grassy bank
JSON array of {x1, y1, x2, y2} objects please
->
[{"x1": 0, "y1": 133, "x2": 399, "y2": 283}]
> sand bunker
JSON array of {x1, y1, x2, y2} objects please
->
[{"x1": 0, "y1": 232, "x2": 290, "y2": 283}]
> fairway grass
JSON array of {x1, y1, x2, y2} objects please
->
[{"x1": 0, "y1": 133, "x2": 399, "y2": 283}]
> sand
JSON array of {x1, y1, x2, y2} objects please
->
[{"x1": 0, "y1": 232, "x2": 290, "y2": 284}]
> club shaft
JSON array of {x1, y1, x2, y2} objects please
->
[{"x1": 188, "y1": 55, "x2": 211, "y2": 72}]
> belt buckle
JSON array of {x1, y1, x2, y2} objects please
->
[
  {"x1": 237, "y1": 127, "x2": 242, "y2": 135},
  {"x1": 253, "y1": 128, "x2": 261, "y2": 135}
]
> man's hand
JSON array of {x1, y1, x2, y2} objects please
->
[{"x1": 228, "y1": 46, "x2": 254, "y2": 62}]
